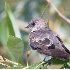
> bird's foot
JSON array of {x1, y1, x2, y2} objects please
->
[{"x1": 43, "y1": 57, "x2": 52, "y2": 66}]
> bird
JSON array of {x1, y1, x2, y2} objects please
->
[{"x1": 26, "y1": 18, "x2": 70, "y2": 63}]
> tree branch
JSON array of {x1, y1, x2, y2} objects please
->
[{"x1": 46, "y1": 0, "x2": 70, "y2": 24}]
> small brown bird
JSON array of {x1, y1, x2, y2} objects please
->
[{"x1": 26, "y1": 18, "x2": 70, "y2": 62}]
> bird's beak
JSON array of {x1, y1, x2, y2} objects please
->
[{"x1": 25, "y1": 26, "x2": 29, "y2": 29}]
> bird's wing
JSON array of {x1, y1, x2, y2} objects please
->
[
  {"x1": 52, "y1": 30, "x2": 70, "y2": 54},
  {"x1": 29, "y1": 30, "x2": 53, "y2": 50},
  {"x1": 29, "y1": 30, "x2": 70, "y2": 58}
]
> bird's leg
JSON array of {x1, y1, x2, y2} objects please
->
[
  {"x1": 43, "y1": 56, "x2": 47, "y2": 62},
  {"x1": 42, "y1": 57, "x2": 47, "y2": 67},
  {"x1": 43, "y1": 57, "x2": 52, "y2": 66},
  {"x1": 47, "y1": 59, "x2": 52, "y2": 65}
]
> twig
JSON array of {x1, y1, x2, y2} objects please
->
[
  {"x1": 4, "y1": 58, "x2": 18, "y2": 65},
  {"x1": 40, "y1": 4, "x2": 49, "y2": 18},
  {"x1": 0, "y1": 55, "x2": 10, "y2": 67},
  {"x1": 0, "y1": 55, "x2": 4, "y2": 62},
  {"x1": 46, "y1": 0, "x2": 70, "y2": 24},
  {"x1": 0, "y1": 62, "x2": 10, "y2": 67},
  {"x1": 35, "y1": 62, "x2": 46, "y2": 69},
  {"x1": 26, "y1": 50, "x2": 31, "y2": 67},
  {"x1": 0, "y1": 55, "x2": 19, "y2": 66}
]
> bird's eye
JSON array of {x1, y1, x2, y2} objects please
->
[{"x1": 31, "y1": 22, "x2": 35, "y2": 26}]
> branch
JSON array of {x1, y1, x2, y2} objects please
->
[
  {"x1": 4, "y1": 58, "x2": 18, "y2": 65},
  {"x1": 0, "y1": 55, "x2": 19, "y2": 67},
  {"x1": 46, "y1": 0, "x2": 70, "y2": 24},
  {"x1": 0, "y1": 62, "x2": 10, "y2": 67}
]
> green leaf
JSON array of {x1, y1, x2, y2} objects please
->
[
  {"x1": 60, "y1": 63, "x2": 70, "y2": 69},
  {"x1": 7, "y1": 66, "x2": 24, "y2": 69},
  {"x1": 67, "y1": 62, "x2": 70, "y2": 68},
  {"x1": 24, "y1": 62, "x2": 46, "y2": 69},
  {"x1": 52, "y1": 57, "x2": 67, "y2": 64},
  {"x1": 7, "y1": 35, "x2": 24, "y2": 61},
  {"x1": 5, "y1": 3, "x2": 15, "y2": 36},
  {"x1": 6, "y1": 65, "x2": 24, "y2": 69},
  {"x1": 5, "y1": 2, "x2": 21, "y2": 38},
  {"x1": 0, "y1": 18, "x2": 8, "y2": 45}
]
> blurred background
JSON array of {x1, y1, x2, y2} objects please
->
[{"x1": 0, "y1": 0, "x2": 70, "y2": 69}]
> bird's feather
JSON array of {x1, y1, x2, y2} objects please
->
[
  {"x1": 51, "y1": 30, "x2": 70, "y2": 54},
  {"x1": 29, "y1": 29, "x2": 70, "y2": 59}
]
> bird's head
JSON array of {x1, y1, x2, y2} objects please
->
[{"x1": 26, "y1": 18, "x2": 48, "y2": 32}]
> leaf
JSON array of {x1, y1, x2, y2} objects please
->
[
  {"x1": 7, "y1": 66, "x2": 24, "y2": 69},
  {"x1": 7, "y1": 35, "x2": 24, "y2": 61},
  {"x1": 6, "y1": 65, "x2": 24, "y2": 69},
  {"x1": 60, "y1": 63, "x2": 70, "y2": 69},
  {"x1": 5, "y1": 2, "x2": 21, "y2": 38},
  {"x1": 67, "y1": 62, "x2": 70, "y2": 68},
  {"x1": 0, "y1": 19, "x2": 8, "y2": 45},
  {"x1": 24, "y1": 62, "x2": 46, "y2": 69},
  {"x1": 52, "y1": 57, "x2": 67, "y2": 64},
  {"x1": 5, "y1": 3, "x2": 15, "y2": 36}
]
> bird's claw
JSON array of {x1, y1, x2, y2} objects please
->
[{"x1": 43, "y1": 57, "x2": 52, "y2": 66}]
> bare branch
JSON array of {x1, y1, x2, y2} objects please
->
[
  {"x1": 0, "y1": 55, "x2": 19, "y2": 67},
  {"x1": 4, "y1": 58, "x2": 18, "y2": 65},
  {"x1": 46, "y1": 0, "x2": 70, "y2": 24},
  {"x1": 0, "y1": 62, "x2": 10, "y2": 67}
]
